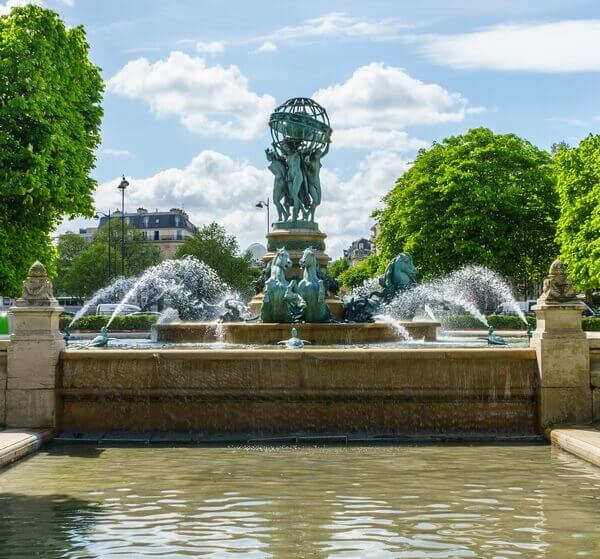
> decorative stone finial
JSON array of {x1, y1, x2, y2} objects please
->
[
  {"x1": 16, "y1": 260, "x2": 58, "y2": 307},
  {"x1": 538, "y1": 258, "x2": 578, "y2": 304}
]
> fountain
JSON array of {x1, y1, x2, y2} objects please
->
[{"x1": 152, "y1": 97, "x2": 440, "y2": 345}]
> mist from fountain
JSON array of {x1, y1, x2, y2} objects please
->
[
  {"x1": 68, "y1": 277, "x2": 136, "y2": 328},
  {"x1": 106, "y1": 256, "x2": 228, "y2": 328},
  {"x1": 372, "y1": 265, "x2": 525, "y2": 330}
]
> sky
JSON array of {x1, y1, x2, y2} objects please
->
[{"x1": 16, "y1": 0, "x2": 600, "y2": 257}]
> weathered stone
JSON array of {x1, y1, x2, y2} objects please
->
[
  {"x1": 5, "y1": 389, "x2": 56, "y2": 429},
  {"x1": 15, "y1": 261, "x2": 58, "y2": 307},
  {"x1": 532, "y1": 259, "x2": 592, "y2": 428},
  {"x1": 58, "y1": 348, "x2": 537, "y2": 434},
  {"x1": 538, "y1": 387, "x2": 592, "y2": 428},
  {"x1": 5, "y1": 261, "x2": 63, "y2": 429}
]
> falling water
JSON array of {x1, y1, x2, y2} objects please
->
[
  {"x1": 424, "y1": 304, "x2": 437, "y2": 322},
  {"x1": 156, "y1": 307, "x2": 180, "y2": 325},
  {"x1": 374, "y1": 314, "x2": 412, "y2": 341}
]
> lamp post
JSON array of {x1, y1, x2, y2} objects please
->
[
  {"x1": 94, "y1": 210, "x2": 112, "y2": 281},
  {"x1": 117, "y1": 175, "x2": 129, "y2": 277},
  {"x1": 255, "y1": 198, "x2": 270, "y2": 235}
]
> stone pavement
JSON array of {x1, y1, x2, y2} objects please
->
[
  {"x1": 0, "y1": 429, "x2": 53, "y2": 469},
  {"x1": 548, "y1": 424, "x2": 600, "y2": 468}
]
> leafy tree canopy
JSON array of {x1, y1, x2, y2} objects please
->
[
  {"x1": 555, "y1": 134, "x2": 600, "y2": 290},
  {"x1": 175, "y1": 222, "x2": 259, "y2": 296},
  {"x1": 338, "y1": 254, "x2": 381, "y2": 290},
  {"x1": 58, "y1": 222, "x2": 162, "y2": 297},
  {"x1": 375, "y1": 128, "x2": 559, "y2": 282},
  {"x1": 328, "y1": 257, "x2": 349, "y2": 279},
  {"x1": 0, "y1": 6, "x2": 103, "y2": 296}
]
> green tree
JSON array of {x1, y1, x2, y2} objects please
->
[
  {"x1": 376, "y1": 128, "x2": 559, "y2": 282},
  {"x1": 338, "y1": 254, "x2": 381, "y2": 290},
  {"x1": 328, "y1": 257, "x2": 349, "y2": 279},
  {"x1": 555, "y1": 134, "x2": 600, "y2": 291},
  {"x1": 0, "y1": 6, "x2": 103, "y2": 296},
  {"x1": 59, "y1": 222, "x2": 162, "y2": 297},
  {"x1": 175, "y1": 222, "x2": 259, "y2": 295},
  {"x1": 53, "y1": 232, "x2": 87, "y2": 295}
]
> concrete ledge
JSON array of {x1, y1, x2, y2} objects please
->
[
  {"x1": 0, "y1": 428, "x2": 53, "y2": 468},
  {"x1": 61, "y1": 347, "x2": 537, "y2": 361},
  {"x1": 547, "y1": 425, "x2": 600, "y2": 468}
]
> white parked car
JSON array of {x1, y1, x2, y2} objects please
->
[
  {"x1": 96, "y1": 304, "x2": 141, "y2": 316},
  {"x1": 495, "y1": 300, "x2": 537, "y2": 315}
]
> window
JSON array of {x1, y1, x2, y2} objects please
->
[
  {"x1": 143, "y1": 216, "x2": 149, "y2": 228},
  {"x1": 154, "y1": 231, "x2": 160, "y2": 241}
]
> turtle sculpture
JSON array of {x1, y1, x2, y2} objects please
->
[{"x1": 277, "y1": 327, "x2": 311, "y2": 350}]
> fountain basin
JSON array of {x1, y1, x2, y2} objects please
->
[
  {"x1": 152, "y1": 320, "x2": 440, "y2": 344},
  {"x1": 58, "y1": 347, "x2": 537, "y2": 434}
]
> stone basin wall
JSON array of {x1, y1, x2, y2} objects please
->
[
  {"x1": 0, "y1": 342, "x2": 7, "y2": 427},
  {"x1": 59, "y1": 348, "x2": 538, "y2": 435}
]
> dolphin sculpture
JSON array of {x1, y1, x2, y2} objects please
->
[
  {"x1": 87, "y1": 326, "x2": 114, "y2": 348},
  {"x1": 485, "y1": 325, "x2": 507, "y2": 346}
]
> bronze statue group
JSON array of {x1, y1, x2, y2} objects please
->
[{"x1": 266, "y1": 139, "x2": 328, "y2": 223}]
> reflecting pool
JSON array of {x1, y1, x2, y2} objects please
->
[{"x1": 1, "y1": 444, "x2": 599, "y2": 558}]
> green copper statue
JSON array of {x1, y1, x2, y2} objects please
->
[{"x1": 267, "y1": 98, "x2": 331, "y2": 224}]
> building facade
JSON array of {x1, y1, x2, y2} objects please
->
[
  {"x1": 344, "y1": 238, "x2": 373, "y2": 265},
  {"x1": 95, "y1": 208, "x2": 197, "y2": 259}
]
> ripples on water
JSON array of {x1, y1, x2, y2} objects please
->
[{"x1": 0, "y1": 445, "x2": 599, "y2": 558}]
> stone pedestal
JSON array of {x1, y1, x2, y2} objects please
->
[
  {"x1": 5, "y1": 262, "x2": 64, "y2": 429},
  {"x1": 249, "y1": 221, "x2": 345, "y2": 319},
  {"x1": 532, "y1": 303, "x2": 591, "y2": 428}
]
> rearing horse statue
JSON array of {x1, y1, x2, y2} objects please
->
[
  {"x1": 296, "y1": 247, "x2": 333, "y2": 323},
  {"x1": 260, "y1": 248, "x2": 294, "y2": 323}
]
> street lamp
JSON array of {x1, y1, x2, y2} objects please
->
[
  {"x1": 255, "y1": 198, "x2": 270, "y2": 235},
  {"x1": 117, "y1": 175, "x2": 129, "y2": 277},
  {"x1": 94, "y1": 210, "x2": 112, "y2": 281}
]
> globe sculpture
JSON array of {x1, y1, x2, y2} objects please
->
[{"x1": 266, "y1": 97, "x2": 332, "y2": 223}]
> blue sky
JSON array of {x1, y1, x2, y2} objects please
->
[{"x1": 26, "y1": 0, "x2": 600, "y2": 256}]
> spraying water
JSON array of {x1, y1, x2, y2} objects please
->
[
  {"x1": 380, "y1": 265, "x2": 527, "y2": 328},
  {"x1": 106, "y1": 256, "x2": 227, "y2": 328},
  {"x1": 374, "y1": 314, "x2": 412, "y2": 341},
  {"x1": 68, "y1": 277, "x2": 136, "y2": 328}
]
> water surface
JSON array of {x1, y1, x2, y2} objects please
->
[{"x1": 1, "y1": 445, "x2": 598, "y2": 557}]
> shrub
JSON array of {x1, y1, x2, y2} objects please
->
[
  {"x1": 61, "y1": 313, "x2": 158, "y2": 331},
  {"x1": 442, "y1": 314, "x2": 535, "y2": 330},
  {"x1": 583, "y1": 317, "x2": 600, "y2": 331}
]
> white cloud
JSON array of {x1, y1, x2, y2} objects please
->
[
  {"x1": 261, "y1": 12, "x2": 406, "y2": 43},
  {"x1": 58, "y1": 148, "x2": 408, "y2": 258},
  {"x1": 106, "y1": 51, "x2": 276, "y2": 139},
  {"x1": 255, "y1": 41, "x2": 277, "y2": 53},
  {"x1": 333, "y1": 127, "x2": 427, "y2": 152},
  {"x1": 314, "y1": 62, "x2": 473, "y2": 129},
  {"x1": 195, "y1": 40, "x2": 225, "y2": 55},
  {"x1": 99, "y1": 147, "x2": 132, "y2": 158},
  {"x1": 418, "y1": 20, "x2": 600, "y2": 72},
  {"x1": 0, "y1": 0, "x2": 40, "y2": 15}
]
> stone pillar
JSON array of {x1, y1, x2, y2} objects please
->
[
  {"x1": 6, "y1": 261, "x2": 63, "y2": 429},
  {"x1": 532, "y1": 259, "x2": 591, "y2": 429}
]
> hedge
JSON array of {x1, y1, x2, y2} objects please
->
[
  {"x1": 445, "y1": 314, "x2": 600, "y2": 331},
  {"x1": 440, "y1": 314, "x2": 535, "y2": 330},
  {"x1": 60, "y1": 313, "x2": 158, "y2": 331},
  {"x1": 583, "y1": 317, "x2": 600, "y2": 331}
]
